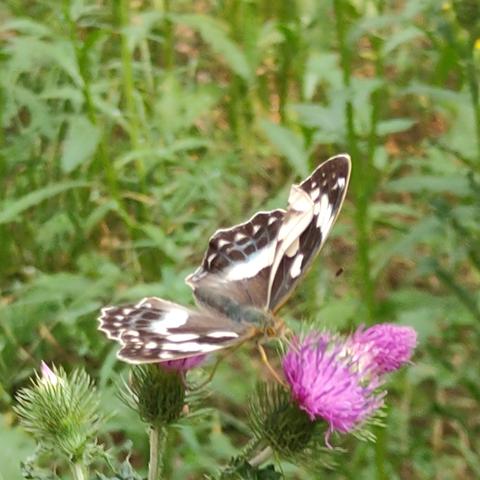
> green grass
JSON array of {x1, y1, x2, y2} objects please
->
[{"x1": 1, "y1": 0, "x2": 480, "y2": 478}]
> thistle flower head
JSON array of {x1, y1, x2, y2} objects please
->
[
  {"x1": 282, "y1": 334, "x2": 385, "y2": 442},
  {"x1": 159, "y1": 354, "x2": 206, "y2": 371},
  {"x1": 352, "y1": 324, "x2": 417, "y2": 374}
]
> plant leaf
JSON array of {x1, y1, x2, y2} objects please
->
[
  {"x1": 260, "y1": 120, "x2": 309, "y2": 177},
  {"x1": 0, "y1": 181, "x2": 89, "y2": 224},
  {"x1": 61, "y1": 115, "x2": 101, "y2": 173}
]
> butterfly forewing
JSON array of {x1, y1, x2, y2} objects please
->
[
  {"x1": 267, "y1": 154, "x2": 351, "y2": 311},
  {"x1": 99, "y1": 297, "x2": 255, "y2": 363},
  {"x1": 186, "y1": 209, "x2": 285, "y2": 309}
]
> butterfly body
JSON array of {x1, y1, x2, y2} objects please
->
[
  {"x1": 99, "y1": 155, "x2": 351, "y2": 364},
  {"x1": 192, "y1": 287, "x2": 270, "y2": 326}
]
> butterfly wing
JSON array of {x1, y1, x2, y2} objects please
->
[
  {"x1": 99, "y1": 297, "x2": 256, "y2": 364},
  {"x1": 267, "y1": 154, "x2": 351, "y2": 311},
  {"x1": 186, "y1": 209, "x2": 285, "y2": 309}
]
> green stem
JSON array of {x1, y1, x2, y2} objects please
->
[
  {"x1": 465, "y1": 37, "x2": 480, "y2": 165},
  {"x1": 113, "y1": 0, "x2": 146, "y2": 190},
  {"x1": 239, "y1": 437, "x2": 262, "y2": 459},
  {"x1": 71, "y1": 463, "x2": 87, "y2": 480},
  {"x1": 249, "y1": 446, "x2": 273, "y2": 467},
  {"x1": 374, "y1": 427, "x2": 387, "y2": 480},
  {"x1": 163, "y1": 0, "x2": 174, "y2": 71},
  {"x1": 333, "y1": 0, "x2": 375, "y2": 323},
  {"x1": 148, "y1": 426, "x2": 167, "y2": 480}
]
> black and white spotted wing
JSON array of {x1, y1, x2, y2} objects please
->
[
  {"x1": 185, "y1": 209, "x2": 285, "y2": 309},
  {"x1": 98, "y1": 154, "x2": 351, "y2": 364},
  {"x1": 99, "y1": 297, "x2": 256, "y2": 363},
  {"x1": 267, "y1": 154, "x2": 351, "y2": 310}
]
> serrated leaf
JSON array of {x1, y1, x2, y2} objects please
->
[
  {"x1": 0, "y1": 181, "x2": 89, "y2": 224},
  {"x1": 260, "y1": 120, "x2": 309, "y2": 176},
  {"x1": 61, "y1": 116, "x2": 101, "y2": 172}
]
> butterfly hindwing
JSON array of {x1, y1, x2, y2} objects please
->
[
  {"x1": 99, "y1": 297, "x2": 255, "y2": 363},
  {"x1": 267, "y1": 154, "x2": 351, "y2": 311}
]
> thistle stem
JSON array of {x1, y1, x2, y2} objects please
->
[
  {"x1": 148, "y1": 426, "x2": 167, "y2": 480},
  {"x1": 71, "y1": 463, "x2": 87, "y2": 480},
  {"x1": 249, "y1": 446, "x2": 273, "y2": 467}
]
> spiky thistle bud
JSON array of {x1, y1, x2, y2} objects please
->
[
  {"x1": 119, "y1": 365, "x2": 185, "y2": 426},
  {"x1": 14, "y1": 363, "x2": 102, "y2": 463}
]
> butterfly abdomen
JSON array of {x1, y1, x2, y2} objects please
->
[{"x1": 194, "y1": 287, "x2": 267, "y2": 326}]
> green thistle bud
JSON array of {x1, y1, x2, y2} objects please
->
[
  {"x1": 14, "y1": 363, "x2": 102, "y2": 463},
  {"x1": 248, "y1": 383, "x2": 315, "y2": 458},
  {"x1": 119, "y1": 365, "x2": 185, "y2": 426},
  {"x1": 453, "y1": 0, "x2": 480, "y2": 33}
]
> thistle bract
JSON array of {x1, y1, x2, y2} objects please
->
[{"x1": 120, "y1": 365, "x2": 185, "y2": 426}]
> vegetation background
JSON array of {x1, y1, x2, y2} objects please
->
[{"x1": 1, "y1": 0, "x2": 479, "y2": 478}]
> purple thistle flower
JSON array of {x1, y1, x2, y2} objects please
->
[
  {"x1": 159, "y1": 354, "x2": 206, "y2": 371},
  {"x1": 352, "y1": 324, "x2": 417, "y2": 374},
  {"x1": 283, "y1": 334, "x2": 385, "y2": 444}
]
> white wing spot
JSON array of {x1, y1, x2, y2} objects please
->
[
  {"x1": 207, "y1": 331, "x2": 239, "y2": 338},
  {"x1": 225, "y1": 240, "x2": 276, "y2": 281},
  {"x1": 145, "y1": 341, "x2": 157, "y2": 349},
  {"x1": 122, "y1": 308, "x2": 133, "y2": 315},
  {"x1": 217, "y1": 238, "x2": 230, "y2": 248},
  {"x1": 285, "y1": 238, "x2": 299, "y2": 257},
  {"x1": 310, "y1": 187, "x2": 320, "y2": 201},
  {"x1": 252, "y1": 224, "x2": 261, "y2": 234},
  {"x1": 150, "y1": 308, "x2": 189, "y2": 335},
  {"x1": 127, "y1": 330, "x2": 139, "y2": 336},
  {"x1": 268, "y1": 217, "x2": 277, "y2": 225},
  {"x1": 166, "y1": 333, "x2": 200, "y2": 342},
  {"x1": 337, "y1": 177, "x2": 346, "y2": 189},
  {"x1": 290, "y1": 254, "x2": 304, "y2": 278},
  {"x1": 311, "y1": 181, "x2": 317, "y2": 188},
  {"x1": 115, "y1": 315, "x2": 124, "y2": 321},
  {"x1": 159, "y1": 352, "x2": 175, "y2": 359},
  {"x1": 235, "y1": 232, "x2": 246, "y2": 241},
  {"x1": 207, "y1": 253, "x2": 216, "y2": 264},
  {"x1": 316, "y1": 194, "x2": 332, "y2": 229}
]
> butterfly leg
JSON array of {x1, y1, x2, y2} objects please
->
[
  {"x1": 188, "y1": 339, "x2": 250, "y2": 391},
  {"x1": 257, "y1": 342, "x2": 287, "y2": 387}
]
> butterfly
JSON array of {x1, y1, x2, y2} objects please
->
[{"x1": 99, "y1": 154, "x2": 351, "y2": 364}]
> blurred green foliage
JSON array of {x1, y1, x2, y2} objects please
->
[{"x1": 0, "y1": 0, "x2": 479, "y2": 478}]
